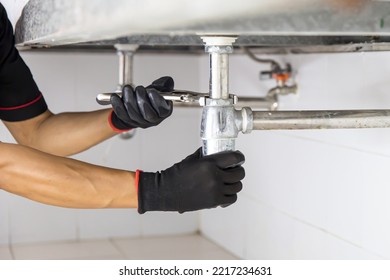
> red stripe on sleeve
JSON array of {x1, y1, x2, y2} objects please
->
[{"x1": 0, "y1": 93, "x2": 43, "y2": 110}]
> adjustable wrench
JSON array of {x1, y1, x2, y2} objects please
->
[{"x1": 96, "y1": 90, "x2": 207, "y2": 106}]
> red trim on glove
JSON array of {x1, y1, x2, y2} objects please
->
[
  {"x1": 108, "y1": 110, "x2": 132, "y2": 133},
  {"x1": 135, "y1": 169, "x2": 143, "y2": 195}
]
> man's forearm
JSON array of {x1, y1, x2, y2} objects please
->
[
  {"x1": 0, "y1": 142, "x2": 137, "y2": 208},
  {"x1": 4, "y1": 109, "x2": 118, "y2": 156}
]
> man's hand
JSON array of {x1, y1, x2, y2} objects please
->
[
  {"x1": 136, "y1": 148, "x2": 245, "y2": 213},
  {"x1": 109, "y1": 76, "x2": 174, "y2": 131}
]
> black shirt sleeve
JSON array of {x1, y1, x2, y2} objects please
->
[{"x1": 0, "y1": 3, "x2": 47, "y2": 122}]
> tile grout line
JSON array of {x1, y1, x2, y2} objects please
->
[
  {"x1": 198, "y1": 234, "x2": 240, "y2": 260},
  {"x1": 8, "y1": 243, "x2": 15, "y2": 260},
  {"x1": 7, "y1": 196, "x2": 14, "y2": 260},
  {"x1": 108, "y1": 238, "x2": 128, "y2": 259},
  {"x1": 274, "y1": 130, "x2": 390, "y2": 160}
]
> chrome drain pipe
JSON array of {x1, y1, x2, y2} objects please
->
[
  {"x1": 251, "y1": 110, "x2": 390, "y2": 130},
  {"x1": 115, "y1": 44, "x2": 138, "y2": 139},
  {"x1": 200, "y1": 36, "x2": 248, "y2": 155}
]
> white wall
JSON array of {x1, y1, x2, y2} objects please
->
[
  {"x1": 0, "y1": 52, "x2": 201, "y2": 245},
  {"x1": 200, "y1": 52, "x2": 390, "y2": 259},
  {"x1": 1, "y1": 0, "x2": 28, "y2": 27}
]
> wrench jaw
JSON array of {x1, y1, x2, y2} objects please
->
[
  {"x1": 160, "y1": 91, "x2": 208, "y2": 105},
  {"x1": 96, "y1": 90, "x2": 208, "y2": 106}
]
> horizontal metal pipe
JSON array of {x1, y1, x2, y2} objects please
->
[
  {"x1": 172, "y1": 97, "x2": 276, "y2": 109},
  {"x1": 234, "y1": 97, "x2": 277, "y2": 110},
  {"x1": 252, "y1": 110, "x2": 390, "y2": 130}
]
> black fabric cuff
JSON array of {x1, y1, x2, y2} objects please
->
[
  {"x1": 138, "y1": 170, "x2": 181, "y2": 214},
  {"x1": 110, "y1": 111, "x2": 134, "y2": 131},
  {"x1": 137, "y1": 172, "x2": 158, "y2": 214}
]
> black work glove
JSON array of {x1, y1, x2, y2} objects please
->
[
  {"x1": 136, "y1": 148, "x2": 245, "y2": 214},
  {"x1": 110, "y1": 76, "x2": 174, "y2": 131}
]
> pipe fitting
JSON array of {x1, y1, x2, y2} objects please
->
[
  {"x1": 200, "y1": 98, "x2": 253, "y2": 155},
  {"x1": 115, "y1": 44, "x2": 138, "y2": 91},
  {"x1": 114, "y1": 44, "x2": 139, "y2": 140},
  {"x1": 236, "y1": 107, "x2": 253, "y2": 134},
  {"x1": 201, "y1": 99, "x2": 236, "y2": 155},
  {"x1": 204, "y1": 45, "x2": 234, "y2": 54}
]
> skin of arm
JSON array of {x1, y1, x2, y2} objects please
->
[
  {"x1": 0, "y1": 141, "x2": 138, "y2": 208},
  {"x1": 0, "y1": 4, "x2": 138, "y2": 209},
  {"x1": 2, "y1": 109, "x2": 118, "y2": 156}
]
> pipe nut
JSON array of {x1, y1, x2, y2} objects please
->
[{"x1": 241, "y1": 107, "x2": 253, "y2": 134}]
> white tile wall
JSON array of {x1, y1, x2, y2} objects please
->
[
  {"x1": 242, "y1": 196, "x2": 381, "y2": 260},
  {"x1": 202, "y1": 195, "x2": 383, "y2": 260},
  {"x1": 8, "y1": 195, "x2": 78, "y2": 244},
  {"x1": 6, "y1": 234, "x2": 236, "y2": 260},
  {"x1": 239, "y1": 132, "x2": 390, "y2": 257},
  {"x1": 198, "y1": 203, "x2": 246, "y2": 258},
  {"x1": 0, "y1": 246, "x2": 13, "y2": 260},
  {"x1": 200, "y1": 52, "x2": 390, "y2": 259},
  {"x1": 12, "y1": 239, "x2": 123, "y2": 260},
  {"x1": 113, "y1": 234, "x2": 237, "y2": 260},
  {"x1": 77, "y1": 209, "x2": 141, "y2": 240},
  {"x1": 140, "y1": 211, "x2": 198, "y2": 237},
  {"x1": 0, "y1": 193, "x2": 9, "y2": 245}
]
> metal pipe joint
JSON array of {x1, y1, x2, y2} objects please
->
[{"x1": 200, "y1": 98, "x2": 253, "y2": 155}]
